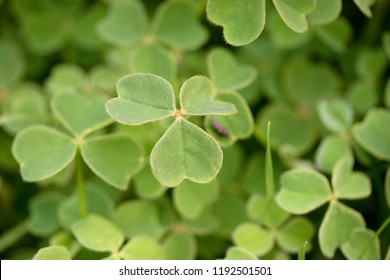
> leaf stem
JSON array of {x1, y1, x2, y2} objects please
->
[
  {"x1": 76, "y1": 150, "x2": 87, "y2": 218},
  {"x1": 265, "y1": 122, "x2": 274, "y2": 198},
  {"x1": 358, "y1": 215, "x2": 390, "y2": 259},
  {"x1": 0, "y1": 220, "x2": 28, "y2": 254},
  {"x1": 361, "y1": 0, "x2": 390, "y2": 45},
  {"x1": 298, "y1": 241, "x2": 309, "y2": 260}
]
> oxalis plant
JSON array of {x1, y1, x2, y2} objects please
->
[{"x1": 0, "y1": 0, "x2": 390, "y2": 261}]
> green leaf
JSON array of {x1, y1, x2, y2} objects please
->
[
  {"x1": 183, "y1": 213, "x2": 219, "y2": 235},
  {"x1": 96, "y1": 0, "x2": 148, "y2": 47},
  {"x1": 0, "y1": 40, "x2": 25, "y2": 87},
  {"x1": 267, "y1": 9, "x2": 311, "y2": 49},
  {"x1": 207, "y1": 48, "x2": 257, "y2": 91},
  {"x1": 318, "y1": 99, "x2": 354, "y2": 133},
  {"x1": 113, "y1": 200, "x2": 166, "y2": 239},
  {"x1": 2, "y1": 84, "x2": 47, "y2": 134},
  {"x1": 315, "y1": 135, "x2": 353, "y2": 174},
  {"x1": 385, "y1": 79, "x2": 390, "y2": 108},
  {"x1": 173, "y1": 180, "x2": 219, "y2": 219},
  {"x1": 180, "y1": 76, "x2": 236, "y2": 116},
  {"x1": 313, "y1": 17, "x2": 353, "y2": 53},
  {"x1": 232, "y1": 222, "x2": 274, "y2": 256},
  {"x1": 58, "y1": 186, "x2": 114, "y2": 230},
  {"x1": 133, "y1": 164, "x2": 166, "y2": 199},
  {"x1": 45, "y1": 64, "x2": 86, "y2": 95},
  {"x1": 28, "y1": 192, "x2": 64, "y2": 237},
  {"x1": 319, "y1": 201, "x2": 365, "y2": 258},
  {"x1": 272, "y1": 0, "x2": 315, "y2": 33},
  {"x1": 120, "y1": 235, "x2": 165, "y2": 260},
  {"x1": 81, "y1": 134, "x2": 144, "y2": 190},
  {"x1": 205, "y1": 92, "x2": 254, "y2": 147},
  {"x1": 33, "y1": 246, "x2": 71, "y2": 260},
  {"x1": 341, "y1": 228, "x2": 380, "y2": 260},
  {"x1": 383, "y1": 32, "x2": 390, "y2": 60},
  {"x1": 206, "y1": 0, "x2": 265, "y2": 46},
  {"x1": 150, "y1": 117, "x2": 223, "y2": 186},
  {"x1": 52, "y1": 93, "x2": 112, "y2": 137},
  {"x1": 283, "y1": 57, "x2": 339, "y2": 106},
  {"x1": 332, "y1": 158, "x2": 371, "y2": 200},
  {"x1": 152, "y1": 1, "x2": 208, "y2": 51},
  {"x1": 308, "y1": 0, "x2": 342, "y2": 25},
  {"x1": 106, "y1": 73, "x2": 176, "y2": 125},
  {"x1": 352, "y1": 108, "x2": 390, "y2": 161},
  {"x1": 130, "y1": 44, "x2": 176, "y2": 83},
  {"x1": 12, "y1": 125, "x2": 77, "y2": 181},
  {"x1": 224, "y1": 247, "x2": 258, "y2": 260},
  {"x1": 247, "y1": 195, "x2": 290, "y2": 229},
  {"x1": 356, "y1": 48, "x2": 387, "y2": 81},
  {"x1": 353, "y1": 0, "x2": 374, "y2": 17},
  {"x1": 386, "y1": 167, "x2": 390, "y2": 209},
  {"x1": 276, "y1": 168, "x2": 332, "y2": 214},
  {"x1": 276, "y1": 217, "x2": 315, "y2": 253},
  {"x1": 347, "y1": 81, "x2": 378, "y2": 116},
  {"x1": 71, "y1": 214, "x2": 124, "y2": 252},
  {"x1": 256, "y1": 105, "x2": 316, "y2": 156},
  {"x1": 163, "y1": 232, "x2": 196, "y2": 260},
  {"x1": 217, "y1": 145, "x2": 244, "y2": 186}
]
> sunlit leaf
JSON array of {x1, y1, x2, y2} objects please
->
[
  {"x1": 120, "y1": 235, "x2": 165, "y2": 260},
  {"x1": 341, "y1": 228, "x2": 380, "y2": 260},
  {"x1": 33, "y1": 246, "x2": 71, "y2": 260}
]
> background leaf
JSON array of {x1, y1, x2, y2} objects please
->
[
  {"x1": 0, "y1": 40, "x2": 25, "y2": 88},
  {"x1": 318, "y1": 99, "x2": 354, "y2": 133},
  {"x1": 106, "y1": 73, "x2": 176, "y2": 125},
  {"x1": 163, "y1": 232, "x2": 196, "y2": 260},
  {"x1": 120, "y1": 235, "x2": 165, "y2": 260},
  {"x1": 72, "y1": 214, "x2": 124, "y2": 253},
  {"x1": 33, "y1": 246, "x2": 71, "y2": 260},
  {"x1": 308, "y1": 0, "x2": 342, "y2": 25},
  {"x1": 12, "y1": 126, "x2": 77, "y2": 181},
  {"x1": 150, "y1": 118, "x2": 223, "y2": 186},
  {"x1": 224, "y1": 246, "x2": 258, "y2": 260},
  {"x1": 341, "y1": 228, "x2": 380, "y2": 260},
  {"x1": 206, "y1": 0, "x2": 265, "y2": 46}
]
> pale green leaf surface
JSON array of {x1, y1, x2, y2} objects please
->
[
  {"x1": 319, "y1": 201, "x2": 365, "y2": 258},
  {"x1": 163, "y1": 232, "x2": 196, "y2": 260},
  {"x1": 272, "y1": 0, "x2": 315, "y2": 33},
  {"x1": 232, "y1": 222, "x2": 274, "y2": 256},
  {"x1": 3, "y1": 84, "x2": 47, "y2": 134},
  {"x1": 206, "y1": 0, "x2": 265, "y2": 46},
  {"x1": 12, "y1": 125, "x2": 77, "y2": 181},
  {"x1": 315, "y1": 135, "x2": 353, "y2": 174},
  {"x1": 353, "y1": 0, "x2": 373, "y2": 17},
  {"x1": 150, "y1": 118, "x2": 223, "y2": 186},
  {"x1": 113, "y1": 200, "x2": 165, "y2": 239},
  {"x1": 180, "y1": 76, "x2": 236, "y2": 116},
  {"x1": 207, "y1": 48, "x2": 257, "y2": 91},
  {"x1": 276, "y1": 169, "x2": 332, "y2": 214},
  {"x1": 33, "y1": 246, "x2": 71, "y2": 260},
  {"x1": 183, "y1": 213, "x2": 219, "y2": 236},
  {"x1": 96, "y1": 0, "x2": 148, "y2": 47},
  {"x1": 205, "y1": 92, "x2": 254, "y2": 147},
  {"x1": 28, "y1": 192, "x2": 64, "y2": 237},
  {"x1": 173, "y1": 180, "x2": 219, "y2": 219},
  {"x1": 45, "y1": 64, "x2": 86, "y2": 94},
  {"x1": 308, "y1": 0, "x2": 342, "y2": 25},
  {"x1": 106, "y1": 73, "x2": 176, "y2": 125},
  {"x1": 356, "y1": 48, "x2": 387, "y2": 80},
  {"x1": 332, "y1": 158, "x2": 371, "y2": 200},
  {"x1": 120, "y1": 236, "x2": 165, "y2": 260},
  {"x1": 224, "y1": 247, "x2": 258, "y2": 260},
  {"x1": 341, "y1": 228, "x2": 380, "y2": 260},
  {"x1": 276, "y1": 217, "x2": 315, "y2": 253},
  {"x1": 52, "y1": 93, "x2": 112, "y2": 137},
  {"x1": 0, "y1": 40, "x2": 25, "y2": 87},
  {"x1": 72, "y1": 214, "x2": 124, "y2": 252},
  {"x1": 217, "y1": 145, "x2": 244, "y2": 186},
  {"x1": 318, "y1": 99, "x2": 354, "y2": 133},
  {"x1": 130, "y1": 44, "x2": 176, "y2": 83},
  {"x1": 81, "y1": 134, "x2": 144, "y2": 190},
  {"x1": 152, "y1": 1, "x2": 208, "y2": 51},
  {"x1": 352, "y1": 108, "x2": 390, "y2": 161}
]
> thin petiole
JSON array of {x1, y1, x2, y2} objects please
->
[{"x1": 76, "y1": 150, "x2": 87, "y2": 218}]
